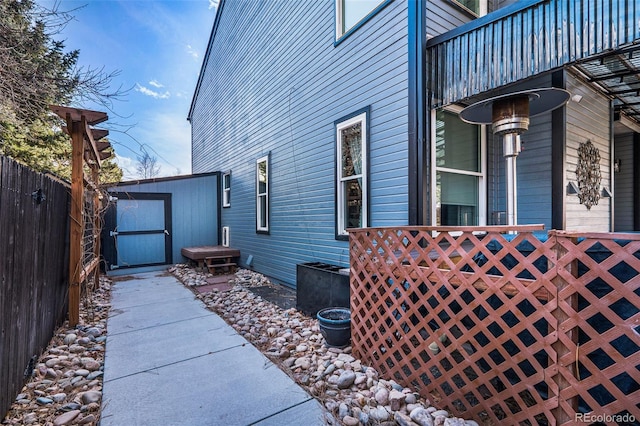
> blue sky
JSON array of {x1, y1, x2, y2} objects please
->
[{"x1": 38, "y1": 0, "x2": 218, "y2": 179}]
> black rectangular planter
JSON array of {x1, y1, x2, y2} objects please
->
[{"x1": 296, "y1": 262, "x2": 350, "y2": 317}]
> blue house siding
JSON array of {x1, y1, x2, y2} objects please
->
[
  {"x1": 190, "y1": 0, "x2": 409, "y2": 286},
  {"x1": 427, "y1": 0, "x2": 479, "y2": 37},
  {"x1": 107, "y1": 173, "x2": 219, "y2": 265},
  {"x1": 516, "y1": 116, "x2": 553, "y2": 229}
]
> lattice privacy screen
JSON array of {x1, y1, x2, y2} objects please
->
[{"x1": 349, "y1": 227, "x2": 639, "y2": 425}]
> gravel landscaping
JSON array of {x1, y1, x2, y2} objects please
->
[
  {"x1": 2, "y1": 277, "x2": 110, "y2": 426},
  {"x1": 2, "y1": 266, "x2": 477, "y2": 426},
  {"x1": 172, "y1": 265, "x2": 477, "y2": 426}
]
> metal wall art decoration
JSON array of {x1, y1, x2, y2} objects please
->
[{"x1": 576, "y1": 139, "x2": 601, "y2": 210}]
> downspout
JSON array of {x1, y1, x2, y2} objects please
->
[
  {"x1": 551, "y1": 70, "x2": 566, "y2": 230},
  {"x1": 408, "y1": 0, "x2": 427, "y2": 225}
]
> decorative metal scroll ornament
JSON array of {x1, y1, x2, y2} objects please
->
[{"x1": 576, "y1": 140, "x2": 601, "y2": 210}]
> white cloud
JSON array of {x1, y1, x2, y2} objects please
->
[
  {"x1": 136, "y1": 83, "x2": 170, "y2": 99},
  {"x1": 114, "y1": 155, "x2": 137, "y2": 180},
  {"x1": 134, "y1": 111, "x2": 192, "y2": 177},
  {"x1": 208, "y1": 0, "x2": 219, "y2": 10},
  {"x1": 149, "y1": 80, "x2": 164, "y2": 88},
  {"x1": 186, "y1": 44, "x2": 199, "y2": 59}
]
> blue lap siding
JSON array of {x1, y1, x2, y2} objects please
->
[{"x1": 189, "y1": 0, "x2": 409, "y2": 286}]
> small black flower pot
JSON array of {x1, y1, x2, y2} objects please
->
[{"x1": 317, "y1": 307, "x2": 351, "y2": 347}]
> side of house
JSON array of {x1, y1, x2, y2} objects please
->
[
  {"x1": 189, "y1": 0, "x2": 638, "y2": 287},
  {"x1": 188, "y1": 0, "x2": 499, "y2": 286},
  {"x1": 189, "y1": 0, "x2": 416, "y2": 286}
]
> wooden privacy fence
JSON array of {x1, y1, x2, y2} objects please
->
[
  {"x1": 350, "y1": 226, "x2": 639, "y2": 425},
  {"x1": 0, "y1": 156, "x2": 70, "y2": 417}
]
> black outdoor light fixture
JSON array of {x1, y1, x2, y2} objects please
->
[{"x1": 459, "y1": 88, "x2": 571, "y2": 226}]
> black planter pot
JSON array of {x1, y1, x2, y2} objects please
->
[
  {"x1": 296, "y1": 262, "x2": 350, "y2": 317},
  {"x1": 317, "y1": 307, "x2": 351, "y2": 347}
]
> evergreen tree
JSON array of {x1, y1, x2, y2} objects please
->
[{"x1": 0, "y1": 0, "x2": 123, "y2": 182}]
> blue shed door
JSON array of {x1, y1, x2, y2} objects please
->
[{"x1": 103, "y1": 192, "x2": 172, "y2": 270}]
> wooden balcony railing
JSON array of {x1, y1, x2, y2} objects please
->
[{"x1": 349, "y1": 226, "x2": 639, "y2": 425}]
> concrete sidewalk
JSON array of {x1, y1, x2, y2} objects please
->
[{"x1": 101, "y1": 271, "x2": 327, "y2": 426}]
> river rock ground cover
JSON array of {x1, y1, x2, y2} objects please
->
[
  {"x1": 2, "y1": 267, "x2": 478, "y2": 426},
  {"x1": 171, "y1": 265, "x2": 478, "y2": 426},
  {"x1": 2, "y1": 277, "x2": 110, "y2": 426}
]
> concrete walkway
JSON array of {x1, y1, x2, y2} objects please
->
[{"x1": 101, "y1": 271, "x2": 327, "y2": 426}]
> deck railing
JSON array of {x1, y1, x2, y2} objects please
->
[{"x1": 349, "y1": 226, "x2": 639, "y2": 425}]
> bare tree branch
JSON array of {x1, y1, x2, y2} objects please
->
[{"x1": 136, "y1": 150, "x2": 161, "y2": 179}]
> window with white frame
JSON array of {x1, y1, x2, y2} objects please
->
[
  {"x1": 336, "y1": 109, "x2": 368, "y2": 238},
  {"x1": 256, "y1": 156, "x2": 269, "y2": 232},
  {"x1": 222, "y1": 171, "x2": 231, "y2": 208},
  {"x1": 432, "y1": 107, "x2": 485, "y2": 226},
  {"x1": 451, "y1": 0, "x2": 487, "y2": 17},
  {"x1": 335, "y1": 0, "x2": 389, "y2": 40}
]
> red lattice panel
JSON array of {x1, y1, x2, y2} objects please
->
[
  {"x1": 350, "y1": 227, "x2": 640, "y2": 425},
  {"x1": 548, "y1": 231, "x2": 640, "y2": 425}
]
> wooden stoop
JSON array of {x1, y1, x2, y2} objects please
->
[{"x1": 204, "y1": 255, "x2": 237, "y2": 274}]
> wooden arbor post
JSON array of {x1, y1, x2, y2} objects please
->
[{"x1": 50, "y1": 106, "x2": 112, "y2": 326}]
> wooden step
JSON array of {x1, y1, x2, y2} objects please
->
[
  {"x1": 206, "y1": 262, "x2": 237, "y2": 274},
  {"x1": 205, "y1": 255, "x2": 235, "y2": 264},
  {"x1": 205, "y1": 255, "x2": 233, "y2": 261}
]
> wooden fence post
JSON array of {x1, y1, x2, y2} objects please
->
[{"x1": 550, "y1": 233, "x2": 579, "y2": 424}]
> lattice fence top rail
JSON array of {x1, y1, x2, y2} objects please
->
[{"x1": 349, "y1": 226, "x2": 640, "y2": 425}]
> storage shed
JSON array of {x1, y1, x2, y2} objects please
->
[{"x1": 102, "y1": 173, "x2": 220, "y2": 274}]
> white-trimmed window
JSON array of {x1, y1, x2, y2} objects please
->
[
  {"x1": 336, "y1": 109, "x2": 368, "y2": 238},
  {"x1": 335, "y1": 0, "x2": 389, "y2": 40},
  {"x1": 222, "y1": 171, "x2": 231, "y2": 207},
  {"x1": 256, "y1": 155, "x2": 269, "y2": 233},
  {"x1": 451, "y1": 0, "x2": 488, "y2": 17},
  {"x1": 431, "y1": 106, "x2": 486, "y2": 226}
]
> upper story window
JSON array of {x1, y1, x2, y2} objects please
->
[
  {"x1": 450, "y1": 0, "x2": 487, "y2": 17},
  {"x1": 431, "y1": 107, "x2": 486, "y2": 227},
  {"x1": 335, "y1": 0, "x2": 391, "y2": 42},
  {"x1": 336, "y1": 108, "x2": 369, "y2": 238},
  {"x1": 222, "y1": 171, "x2": 231, "y2": 208},
  {"x1": 256, "y1": 155, "x2": 269, "y2": 233}
]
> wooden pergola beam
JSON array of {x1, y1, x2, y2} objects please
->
[
  {"x1": 50, "y1": 105, "x2": 111, "y2": 327},
  {"x1": 50, "y1": 105, "x2": 108, "y2": 125},
  {"x1": 92, "y1": 129, "x2": 109, "y2": 142}
]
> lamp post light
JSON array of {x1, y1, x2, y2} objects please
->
[{"x1": 459, "y1": 88, "x2": 570, "y2": 226}]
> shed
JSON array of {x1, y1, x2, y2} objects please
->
[{"x1": 102, "y1": 172, "x2": 220, "y2": 274}]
